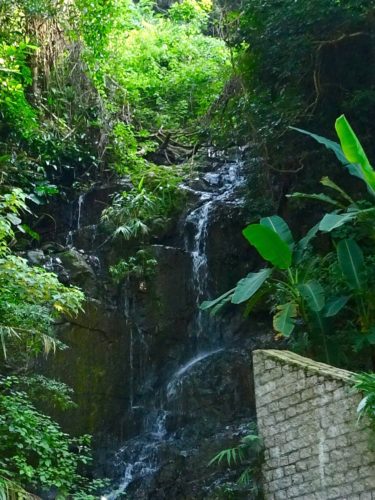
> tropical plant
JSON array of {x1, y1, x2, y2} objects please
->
[
  {"x1": 201, "y1": 207, "x2": 375, "y2": 363},
  {"x1": 353, "y1": 372, "x2": 375, "y2": 430},
  {"x1": 288, "y1": 116, "x2": 375, "y2": 360},
  {"x1": 290, "y1": 115, "x2": 375, "y2": 235},
  {"x1": 103, "y1": 0, "x2": 230, "y2": 133},
  {"x1": 209, "y1": 0, "x2": 374, "y2": 156},
  {"x1": 201, "y1": 215, "x2": 325, "y2": 338},
  {"x1": 209, "y1": 425, "x2": 263, "y2": 494},
  {"x1": 0, "y1": 475, "x2": 39, "y2": 500},
  {"x1": 101, "y1": 169, "x2": 183, "y2": 242},
  {"x1": 0, "y1": 376, "x2": 91, "y2": 496},
  {"x1": 101, "y1": 184, "x2": 161, "y2": 241},
  {"x1": 0, "y1": 189, "x2": 108, "y2": 497}
]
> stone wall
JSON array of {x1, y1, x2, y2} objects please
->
[{"x1": 253, "y1": 349, "x2": 375, "y2": 499}]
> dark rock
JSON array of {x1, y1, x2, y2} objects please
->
[
  {"x1": 39, "y1": 149, "x2": 274, "y2": 498},
  {"x1": 27, "y1": 249, "x2": 45, "y2": 265},
  {"x1": 57, "y1": 248, "x2": 97, "y2": 294}
]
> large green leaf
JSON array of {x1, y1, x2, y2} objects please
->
[
  {"x1": 323, "y1": 296, "x2": 350, "y2": 318},
  {"x1": 335, "y1": 115, "x2": 375, "y2": 196},
  {"x1": 243, "y1": 286, "x2": 270, "y2": 317},
  {"x1": 242, "y1": 224, "x2": 292, "y2": 269},
  {"x1": 319, "y1": 212, "x2": 357, "y2": 232},
  {"x1": 273, "y1": 302, "x2": 298, "y2": 337},
  {"x1": 287, "y1": 192, "x2": 343, "y2": 208},
  {"x1": 337, "y1": 239, "x2": 365, "y2": 290},
  {"x1": 298, "y1": 280, "x2": 325, "y2": 312},
  {"x1": 320, "y1": 176, "x2": 355, "y2": 205},
  {"x1": 291, "y1": 123, "x2": 374, "y2": 190},
  {"x1": 200, "y1": 288, "x2": 235, "y2": 313},
  {"x1": 294, "y1": 223, "x2": 320, "y2": 264},
  {"x1": 231, "y1": 268, "x2": 272, "y2": 304},
  {"x1": 290, "y1": 126, "x2": 349, "y2": 165},
  {"x1": 260, "y1": 215, "x2": 294, "y2": 248}
]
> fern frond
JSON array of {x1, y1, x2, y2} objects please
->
[
  {"x1": 0, "y1": 476, "x2": 40, "y2": 500},
  {"x1": 238, "y1": 467, "x2": 253, "y2": 486}
]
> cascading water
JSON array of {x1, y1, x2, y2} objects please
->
[
  {"x1": 104, "y1": 151, "x2": 249, "y2": 498},
  {"x1": 183, "y1": 155, "x2": 245, "y2": 344},
  {"x1": 166, "y1": 348, "x2": 223, "y2": 399},
  {"x1": 77, "y1": 193, "x2": 86, "y2": 230}
]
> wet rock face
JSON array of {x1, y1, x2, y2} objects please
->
[
  {"x1": 40, "y1": 300, "x2": 130, "y2": 458},
  {"x1": 39, "y1": 149, "x2": 273, "y2": 497}
]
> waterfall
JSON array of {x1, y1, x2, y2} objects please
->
[
  {"x1": 183, "y1": 155, "x2": 245, "y2": 343},
  {"x1": 105, "y1": 150, "x2": 248, "y2": 497},
  {"x1": 185, "y1": 201, "x2": 212, "y2": 338},
  {"x1": 77, "y1": 193, "x2": 86, "y2": 230},
  {"x1": 166, "y1": 348, "x2": 223, "y2": 399}
]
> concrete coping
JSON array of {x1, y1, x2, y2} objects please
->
[{"x1": 253, "y1": 349, "x2": 355, "y2": 384}]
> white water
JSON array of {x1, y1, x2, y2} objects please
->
[
  {"x1": 166, "y1": 348, "x2": 223, "y2": 399},
  {"x1": 185, "y1": 201, "x2": 212, "y2": 337},
  {"x1": 183, "y1": 158, "x2": 245, "y2": 339},
  {"x1": 77, "y1": 193, "x2": 86, "y2": 230},
  {"x1": 106, "y1": 155, "x2": 246, "y2": 498},
  {"x1": 65, "y1": 230, "x2": 74, "y2": 247}
]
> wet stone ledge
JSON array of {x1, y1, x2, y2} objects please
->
[{"x1": 253, "y1": 349, "x2": 375, "y2": 500}]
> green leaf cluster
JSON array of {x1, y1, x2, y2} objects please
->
[{"x1": 0, "y1": 376, "x2": 105, "y2": 498}]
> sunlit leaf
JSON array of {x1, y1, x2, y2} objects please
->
[
  {"x1": 260, "y1": 215, "x2": 294, "y2": 248},
  {"x1": 243, "y1": 224, "x2": 292, "y2": 269},
  {"x1": 231, "y1": 268, "x2": 272, "y2": 304}
]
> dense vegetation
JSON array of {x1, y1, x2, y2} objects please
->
[
  {"x1": 1, "y1": 0, "x2": 375, "y2": 496},
  {"x1": 202, "y1": 116, "x2": 375, "y2": 368},
  {"x1": 0, "y1": 0, "x2": 229, "y2": 496}
]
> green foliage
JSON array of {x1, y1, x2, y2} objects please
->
[
  {"x1": 110, "y1": 249, "x2": 157, "y2": 284},
  {"x1": 0, "y1": 475, "x2": 38, "y2": 500},
  {"x1": 16, "y1": 374, "x2": 77, "y2": 411},
  {"x1": 243, "y1": 224, "x2": 292, "y2": 270},
  {"x1": 202, "y1": 215, "x2": 325, "y2": 339},
  {"x1": 102, "y1": 186, "x2": 162, "y2": 241},
  {"x1": 102, "y1": 166, "x2": 184, "y2": 242},
  {"x1": 231, "y1": 269, "x2": 272, "y2": 305},
  {"x1": 0, "y1": 376, "x2": 91, "y2": 496},
  {"x1": 0, "y1": 188, "x2": 102, "y2": 496},
  {"x1": 209, "y1": 425, "x2": 263, "y2": 496},
  {"x1": 201, "y1": 199, "x2": 375, "y2": 365},
  {"x1": 212, "y1": 0, "x2": 374, "y2": 157},
  {"x1": 292, "y1": 115, "x2": 375, "y2": 205},
  {"x1": 103, "y1": 0, "x2": 229, "y2": 132},
  {"x1": 335, "y1": 115, "x2": 375, "y2": 195},
  {"x1": 0, "y1": 40, "x2": 37, "y2": 137},
  {"x1": 0, "y1": 254, "x2": 84, "y2": 364},
  {"x1": 353, "y1": 372, "x2": 375, "y2": 428},
  {"x1": 285, "y1": 118, "x2": 375, "y2": 365}
]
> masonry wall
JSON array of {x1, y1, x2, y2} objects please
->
[{"x1": 253, "y1": 350, "x2": 375, "y2": 500}]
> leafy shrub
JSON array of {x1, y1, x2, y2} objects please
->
[
  {"x1": 0, "y1": 376, "x2": 92, "y2": 496},
  {"x1": 110, "y1": 249, "x2": 157, "y2": 284},
  {"x1": 209, "y1": 424, "x2": 263, "y2": 496},
  {"x1": 353, "y1": 372, "x2": 375, "y2": 430}
]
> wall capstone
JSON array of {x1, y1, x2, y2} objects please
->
[{"x1": 253, "y1": 349, "x2": 375, "y2": 500}]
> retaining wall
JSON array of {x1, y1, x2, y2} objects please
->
[{"x1": 253, "y1": 349, "x2": 375, "y2": 499}]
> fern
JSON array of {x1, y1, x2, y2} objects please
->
[
  {"x1": 0, "y1": 476, "x2": 39, "y2": 500},
  {"x1": 208, "y1": 429, "x2": 263, "y2": 486}
]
